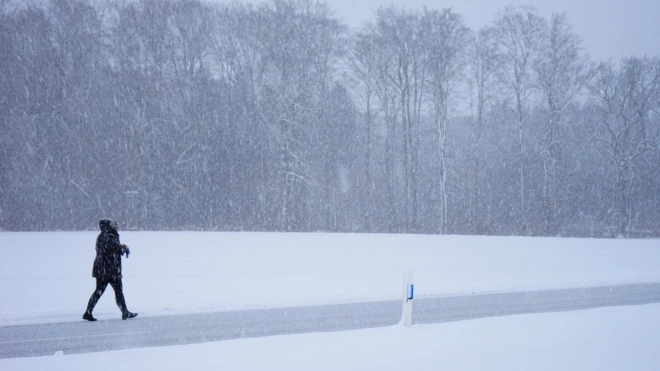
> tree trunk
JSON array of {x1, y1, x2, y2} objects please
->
[{"x1": 516, "y1": 92, "x2": 526, "y2": 234}]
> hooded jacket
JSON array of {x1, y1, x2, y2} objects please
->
[{"x1": 92, "y1": 219, "x2": 124, "y2": 280}]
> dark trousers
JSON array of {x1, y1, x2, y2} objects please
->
[{"x1": 86, "y1": 277, "x2": 128, "y2": 314}]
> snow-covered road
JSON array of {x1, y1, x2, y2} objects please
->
[{"x1": 2, "y1": 283, "x2": 659, "y2": 359}]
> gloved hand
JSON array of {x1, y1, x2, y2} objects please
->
[{"x1": 121, "y1": 244, "x2": 130, "y2": 258}]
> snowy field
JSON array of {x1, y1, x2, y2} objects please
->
[{"x1": 1, "y1": 232, "x2": 660, "y2": 369}]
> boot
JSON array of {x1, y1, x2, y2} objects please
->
[
  {"x1": 82, "y1": 312, "x2": 97, "y2": 321},
  {"x1": 122, "y1": 311, "x2": 138, "y2": 320}
]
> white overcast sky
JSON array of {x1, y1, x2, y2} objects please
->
[{"x1": 235, "y1": 0, "x2": 660, "y2": 62}]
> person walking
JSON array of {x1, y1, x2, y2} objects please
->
[{"x1": 83, "y1": 219, "x2": 137, "y2": 321}]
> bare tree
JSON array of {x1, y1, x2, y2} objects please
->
[
  {"x1": 372, "y1": 6, "x2": 426, "y2": 231},
  {"x1": 169, "y1": 0, "x2": 213, "y2": 83},
  {"x1": 347, "y1": 28, "x2": 380, "y2": 230},
  {"x1": 353, "y1": 21, "x2": 403, "y2": 231},
  {"x1": 493, "y1": 5, "x2": 545, "y2": 234},
  {"x1": 0, "y1": 4, "x2": 61, "y2": 229},
  {"x1": 212, "y1": 2, "x2": 273, "y2": 228},
  {"x1": 467, "y1": 26, "x2": 499, "y2": 233},
  {"x1": 258, "y1": 0, "x2": 345, "y2": 230},
  {"x1": 590, "y1": 57, "x2": 660, "y2": 237},
  {"x1": 533, "y1": 12, "x2": 594, "y2": 235},
  {"x1": 421, "y1": 7, "x2": 470, "y2": 234}
]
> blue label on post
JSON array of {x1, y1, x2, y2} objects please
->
[{"x1": 408, "y1": 284, "x2": 414, "y2": 300}]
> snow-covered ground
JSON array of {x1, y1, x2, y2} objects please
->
[{"x1": 1, "y1": 232, "x2": 659, "y2": 370}]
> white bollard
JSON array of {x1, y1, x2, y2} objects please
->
[{"x1": 401, "y1": 270, "x2": 414, "y2": 327}]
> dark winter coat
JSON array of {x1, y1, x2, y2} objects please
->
[{"x1": 92, "y1": 219, "x2": 125, "y2": 281}]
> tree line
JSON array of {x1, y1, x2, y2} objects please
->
[{"x1": 1, "y1": 0, "x2": 659, "y2": 237}]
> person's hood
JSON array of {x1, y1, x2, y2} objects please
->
[{"x1": 99, "y1": 219, "x2": 118, "y2": 233}]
